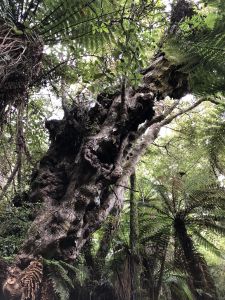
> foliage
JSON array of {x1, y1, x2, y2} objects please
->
[
  {"x1": 162, "y1": 270, "x2": 194, "y2": 300},
  {"x1": 0, "y1": 203, "x2": 38, "y2": 257},
  {"x1": 0, "y1": 97, "x2": 54, "y2": 257},
  {"x1": 164, "y1": 0, "x2": 225, "y2": 95},
  {"x1": 0, "y1": 97, "x2": 52, "y2": 201},
  {"x1": 0, "y1": 0, "x2": 165, "y2": 93},
  {"x1": 1, "y1": 0, "x2": 225, "y2": 299},
  {"x1": 44, "y1": 259, "x2": 77, "y2": 300}
]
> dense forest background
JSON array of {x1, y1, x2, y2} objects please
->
[{"x1": 0, "y1": 0, "x2": 225, "y2": 299}]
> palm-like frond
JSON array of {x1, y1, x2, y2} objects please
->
[
  {"x1": 163, "y1": 271, "x2": 194, "y2": 300},
  {"x1": 164, "y1": 1, "x2": 225, "y2": 95},
  {"x1": 139, "y1": 201, "x2": 172, "y2": 218},
  {"x1": 184, "y1": 186, "x2": 225, "y2": 214},
  {"x1": 44, "y1": 259, "x2": 76, "y2": 300},
  {"x1": 136, "y1": 177, "x2": 225, "y2": 298},
  {"x1": 192, "y1": 229, "x2": 222, "y2": 258},
  {"x1": 152, "y1": 184, "x2": 175, "y2": 214},
  {"x1": 192, "y1": 219, "x2": 225, "y2": 237},
  {"x1": 199, "y1": 103, "x2": 225, "y2": 175},
  {"x1": 0, "y1": 0, "x2": 163, "y2": 49},
  {"x1": 140, "y1": 225, "x2": 171, "y2": 246}
]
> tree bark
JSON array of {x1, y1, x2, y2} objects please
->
[{"x1": 2, "y1": 54, "x2": 188, "y2": 299}]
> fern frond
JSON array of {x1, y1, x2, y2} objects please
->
[
  {"x1": 139, "y1": 202, "x2": 172, "y2": 218},
  {"x1": 44, "y1": 259, "x2": 75, "y2": 300},
  {"x1": 164, "y1": 4, "x2": 225, "y2": 95},
  {"x1": 193, "y1": 220, "x2": 225, "y2": 236},
  {"x1": 48, "y1": 270, "x2": 71, "y2": 300},
  {"x1": 192, "y1": 230, "x2": 222, "y2": 258},
  {"x1": 164, "y1": 272, "x2": 194, "y2": 300}
]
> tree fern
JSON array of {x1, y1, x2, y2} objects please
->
[
  {"x1": 0, "y1": 0, "x2": 163, "y2": 51},
  {"x1": 136, "y1": 178, "x2": 225, "y2": 298}
]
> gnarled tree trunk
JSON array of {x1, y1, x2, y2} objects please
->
[
  {"x1": 1, "y1": 1, "x2": 195, "y2": 298},
  {"x1": 2, "y1": 50, "x2": 189, "y2": 299}
]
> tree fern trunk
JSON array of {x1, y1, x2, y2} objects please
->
[
  {"x1": 94, "y1": 209, "x2": 120, "y2": 281},
  {"x1": 83, "y1": 209, "x2": 120, "y2": 296},
  {"x1": 171, "y1": 237, "x2": 195, "y2": 300},
  {"x1": 155, "y1": 243, "x2": 167, "y2": 300},
  {"x1": 174, "y1": 217, "x2": 218, "y2": 300},
  {"x1": 129, "y1": 173, "x2": 139, "y2": 300}
]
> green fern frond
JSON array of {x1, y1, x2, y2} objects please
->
[
  {"x1": 185, "y1": 187, "x2": 225, "y2": 213},
  {"x1": 152, "y1": 184, "x2": 175, "y2": 213},
  {"x1": 140, "y1": 225, "x2": 171, "y2": 247},
  {"x1": 192, "y1": 230, "x2": 222, "y2": 258},
  {"x1": 139, "y1": 202, "x2": 172, "y2": 218},
  {"x1": 164, "y1": 3, "x2": 225, "y2": 95},
  {"x1": 163, "y1": 271, "x2": 194, "y2": 300},
  {"x1": 59, "y1": 260, "x2": 78, "y2": 274},
  {"x1": 193, "y1": 220, "x2": 225, "y2": 236},
  {"x1": 198, "y1": 103, "x2": 225, "y2": 174},
  {"x1": 48, "y1": 270, "x2": 71, "y2": 300},
  {"x1": 44, "y1": 259, "x2": 75, "y2": 300}
]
